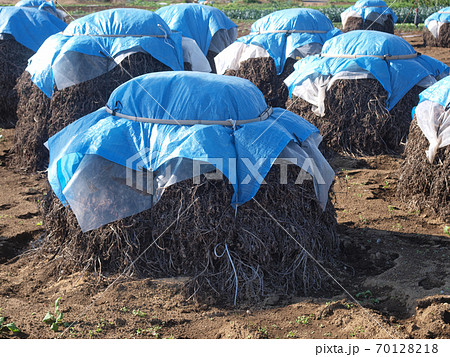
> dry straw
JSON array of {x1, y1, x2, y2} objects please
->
[
  {"x1": 225, "y1": 57, "x2": 297, "y2": 109},
  {"x1": 0, "y1": 38, "x2": 34, "y2": 128},
  {"x1": 286, "y1": 79, "x2": 422, "y2": 156},
  {"x1": 40, "y1": 165, "x2": 339, "y2": 304},
  {"x1": 397, "y1": 118, "x2": 449, "y2": 220}
]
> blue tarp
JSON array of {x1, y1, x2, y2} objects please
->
[
  {"x1": 0, "y1": 6, "x2": 66, "y2": 51},
  {"x1": 156, "y1": 3, "x2": 236, "y2": 55},
  {"x1": 417, "y1": 76, "x2": 450, "y2": 109},
  {"x1": 26, "y1": 8, "x2": 184, "y2": 98},
  {"x1": 425, "y1": 7, "x2": 450, "y2": 27},
  {"x1": 341, "y1": 0, "x2": 398, "y2": 23},
  {"x1": 16, "y1": 0, "x2": 56, "y2": 12},
  {"x1": 285, "y1": 30, "x2": 449, "y2": 110},
  {"x1": 236, "y1": 8, "x2": 341, "y2": 74},
  {"x1": 47, "y1": 72, "x2": 322, "y2": 230}
]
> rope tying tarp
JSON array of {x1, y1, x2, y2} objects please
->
[
  {"x1": 105, "y1": 105, "x2": 274, "y2": 126},
  {"x1": 251, "y1": 29, "x2": 329, "y2": 35},
  {"x1": 320, "y1": 53, "x2": 419, "y2": 60},
  {"x1": 64, "y1": 33, "x2": 169, "y2": 38}
]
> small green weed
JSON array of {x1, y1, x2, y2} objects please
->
[
  {"x1": 43, "y1": 297, "x2": 67, "y2": 332},
  {"x1": 132, "y1": 309, "x2": 147, "y2": 318},
  {"x1": 257, "y1": 326, "x2": 268, "y2": 338},
  {"x1": 344, "y1": 302, "x2": 354, "y2": 309},
  {"x1": 350, "y1": 326, "x2": 365, "y2": 337},
  {"x1": 444, "y1": 226, "x2": 450, "y2": 236},
  {"x1": 358, "y1": 214, "x2": 368, "y2": 224},
  {"x1": 0, "y1": 315, "x2": 21, "y2": 334},
  {"x1": 296, "y1": 314, "x2": 315, "y2": 325},
  {"x1": 136, "y1": 325, "x2": 162, "y2": 338},
  {"x1": 286, "y1": 330, "x2": 296, "y2": 338}
]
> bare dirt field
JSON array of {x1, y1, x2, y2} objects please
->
[{"x1": 0, "y1": 15, "x2": 450, "y2": 339}]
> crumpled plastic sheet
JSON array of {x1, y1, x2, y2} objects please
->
[{"x1": 413, "y1": 76, "x2": 450, "y2": 163}]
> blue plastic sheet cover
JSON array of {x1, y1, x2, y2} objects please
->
[
  {"x1": 285, "y1": 30, "x2": 449, "y2": 110},
  {"x1": 236, "y1": 8, "x2": 341, "y2": 74},
  {"x1": 417, "y1": 76, "x2": 450, "y2": 110},
  {"x1": 425, "y1": 7, "x2": 450, "y2": 27},
  {"x1": 26, "y1": 8, "x2": 184, "y2": 98},
  {"x1": 47, "y1": 72, "x2": 322, "y2": 229},
  {"x1": 16, "y1": 0, "x2": 56, "y2": 11},
  {"x1": 0, "y1": 6, "x2": 66, "y2": 51},
  {"x1": 341, "y1": 0, "x2": 398, "y2": 23},
  {"x1": 156, "y1": 3, "x2": 236, "y2": 55}
]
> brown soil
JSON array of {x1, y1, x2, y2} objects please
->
[
  {"x1": 343, "y1": 15, "x2": 395, "y2": 34},
  {"x1": 225, "y1": 57, "x2": 296, "y2": 108},
  {"x1": 397, "y1": 118, "x2": 449, "y2": 221},
  {"x1": 0, "y1": 39, "x2": 34, "y2": 129},
  {"x1": 10, "y1": 52, "x2": 171, "y2": 172},
  {"x1": 423, "y1": 23, "x2": 450, "y2": 48},
  {"x1": 286, "y1": 80, "x2": 422, "y2": 156}
]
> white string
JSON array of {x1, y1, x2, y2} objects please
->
[
  {"x1": 214, "y1": 243, "x2": 239, "y2": 305},
  {"x1": 364, "y1": 0, "x2": 398, "y2": 31}
]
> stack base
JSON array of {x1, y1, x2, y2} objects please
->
[
  {"x1": 397, "y1": 119, "x2": 449, "y2": 220},
  {"x1": 286, "y1": 79, "x2": 422, "y2": 156},
  {"x1": 423, "y1": 24, "x2": 450, "y2": 48},
  {"x1": 224, "y1": 57, "x2": 296, "y2": 108},
  {"x1": 0, "y1": 39, "x2": 34, "y2": 128},
  {"x1": 343, "y1": 16, "x2": 395, "y2": 34},
  {"x1": 11, "y1": 52, "x2": 171, "y2": 172},
  {"x1": 40, "y1": 165, "x2": 338, "y2": 304}
]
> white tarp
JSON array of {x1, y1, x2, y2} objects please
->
[
  {"x1": 214, "y1": 42, "x2": 322, "y2": 75},
  {"x1": 416, "y1": 100, "x2": 450, "y2": 163}
]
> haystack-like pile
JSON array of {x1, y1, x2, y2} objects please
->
[
  {"x1": 39, "y1": 71, "x2": 338, "y2": 303},
  {"x1": 11, "y1": 53, "x2": 170, "y2": 172},
  {"x1": 423, "y1": 23, "x2": 450, "y2": 48},
  {"x1": 343, "y1": 15, "x2": 395, "y2": 34},
  {"x1": 41, "y1": 164, "x2": 338, "y2": 302},
  {"x1": 225, "y1": 57, "x2": 297, "y2": 108},
  {"x1": 216, "y1": 8, "x2": 340, "y2": 109},
  {"x1": 0, "y1": 38, "x2": 33, "y2": 128},
  {"x1": 286, "y1": 79, "x2": 423, "y2": 155},
  {"x1": 397, "y1": 119, "x2": 449, "y2": 220}
]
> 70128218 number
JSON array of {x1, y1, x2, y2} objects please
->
[{"x1": 376, "y1": 344, "x2": 438, "y2": 354}]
